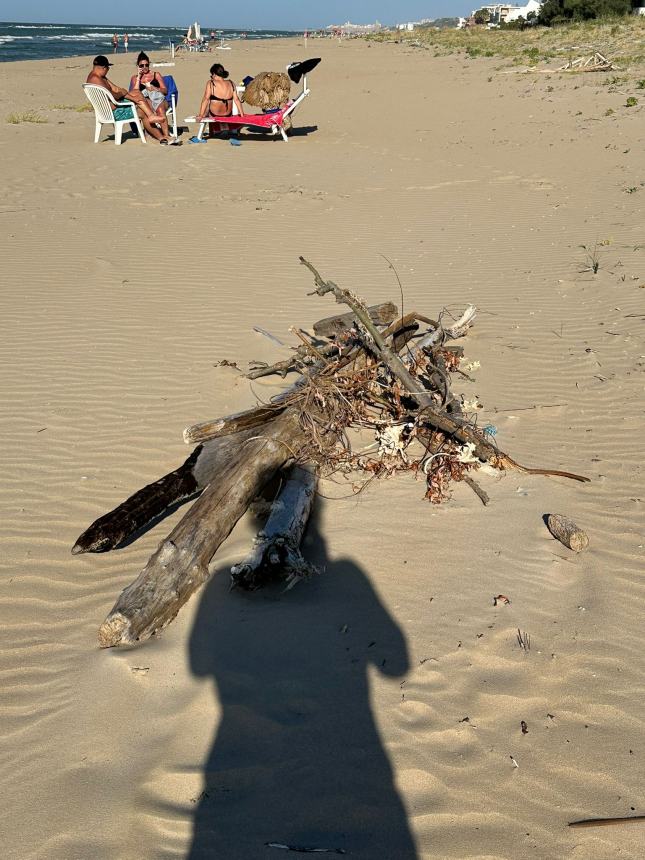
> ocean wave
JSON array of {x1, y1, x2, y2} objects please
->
[
  {"x1": 0, "y1": 35, "x2": 35, "y2": 42},
  {"x1": 14, "y1": 24, "x2": 66, "y2": 29},
  {"x1": 45, "y1": 35, "x2": 94, "y2": 41}
]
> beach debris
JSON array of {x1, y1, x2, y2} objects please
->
[
  {"x1": 516, "y1": 629, "x2": 531, "y2": 652},
  {"x1": 130, "y1": 666, "x2": 150, "y2": 674},
  {"x1": 558, "y1": 52, "x2": 614, "y2": 72},
  {"x1": 493, "y1": 594, "x2": 511, "y2": 606},
  {"x1": 546, "y1": 513, "x2": 589, "y2": 553},
  {"x1": 568, "y1": 815, "x2": 645, "y2": 828},
  {"x1": 521, "y1": 720, "x2": 528, "y2": 734},
  {"x1": 510, "y1": 755, "x2": 519, "y2": 768},
  {"x1": 72, "y1": 258, "x2": 591, "y2": 648}
]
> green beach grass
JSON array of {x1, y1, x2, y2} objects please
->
[{"x1": 6, "y1": 110, "x2": 48, "y2": 124}]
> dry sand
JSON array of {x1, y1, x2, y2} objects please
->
[{"x1": 1, "y1": 37, "x2": 644, "y2": 860}]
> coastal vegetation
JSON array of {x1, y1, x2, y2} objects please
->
[
  {"x1": 6, "y1": 110, "x2": 47, "y2": 124},
  {"x1": 50, "y1": 103, "x2": 93, "y2": 112},
  {"x1": 369, "y1": 16, "x2": 645, "y2": 68}
]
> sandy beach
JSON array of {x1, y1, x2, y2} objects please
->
[{"x1": 1, "y1": 36, "x2": 644, "y2": 859}]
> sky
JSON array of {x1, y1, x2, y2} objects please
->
[{"x1": 2, "y1": 2, "x2": 466, "y2": 30}]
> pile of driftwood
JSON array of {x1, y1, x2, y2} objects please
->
[
  {"x1": 558, "y1": 52, "x2": 613, "y2": 72},
  {"x1": 73, "y1": 259, "x2": 589, "y2": 648}
]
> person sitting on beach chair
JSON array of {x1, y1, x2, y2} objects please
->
[
  {"x1": 86, "y1": 55, "x2": 178, "y2": 145},
  {"x1": 128, "y1": 51, "x2": 174, "y2": 139},
  {"x1": 196, "y1": 63, "x2": 244, "y2": 134}
]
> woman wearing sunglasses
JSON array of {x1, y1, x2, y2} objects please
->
[{"x1": 129, "y1": 51, "x2": 177, "y2": 144}]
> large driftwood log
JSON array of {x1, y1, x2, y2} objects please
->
[
  {"x1": 230, "y1": 465, "x2": 318, "y2": 591},
  {"x1": 313, "y1": 301, "x2": 398, "y2": 338},
  {"x1": 98, "y1": 410, "x2": 308, "y2": 648},
  {"x1": 546, "y1": 513, "x2": 589, "y2": 552},
  {"x1": 72, "y1": 434, "x2": 256, "y2": 554}
]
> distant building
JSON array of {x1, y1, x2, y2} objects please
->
[
  {"x1": 470, "y1": 1, "x2": 542, "y2": 24},
  {"x1": 327, "y1": 21, "x2": 384, "y2": 34}
]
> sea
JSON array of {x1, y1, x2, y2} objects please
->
[{"x1": 0, "y1": 22, "x2": 298, "y2": 63}]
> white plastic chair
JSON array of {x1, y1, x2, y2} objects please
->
[
  {"x1": 166, "y1": 94, "x2": 178, "y2": 138},
  {"x1": 82, "y1": 84, "x2": 146, "y2": 145}
]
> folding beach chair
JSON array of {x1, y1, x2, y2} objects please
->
[
  {"x1": 82, "y1": 83, "x2": 146, "y2": 145},
  {"x1": 162, "y1": 75, "x2": 179, "y2": 138},
  {"x1": 185, "y1": 58, "x2": 321, "y2": 143}
]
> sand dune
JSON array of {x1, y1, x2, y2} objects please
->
[{"x1": 0, "y1": 38, "x2": 643, "y2": 859}]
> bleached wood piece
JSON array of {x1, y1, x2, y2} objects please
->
[
  {"x1": 546, "y1": 514, "x2": 589, "y2": 552},
  {"x1": 98, "y1": 410, "x2": 307, "y2": 648},
  {"x1": 230, "y1": 465, "x2": 318, "y2": 590},
  {"x1": 410, "y1": 305, "x2": 477, "y2": 358}
]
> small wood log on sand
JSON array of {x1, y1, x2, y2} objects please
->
[{"x1": 546, "y1": 513, "x2": 589, "y2": 552}]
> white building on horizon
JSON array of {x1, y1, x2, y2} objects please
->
[{"x1": 470, "y1": 1, "x2": 542, "y2": 24}]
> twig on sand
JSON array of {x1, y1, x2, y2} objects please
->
[
  {"x1": 516, "y1": 629, "x2": 531, "y2": 651},
  {"x1": 568, "y1": 815, "x2": 645, "y2": 828}
]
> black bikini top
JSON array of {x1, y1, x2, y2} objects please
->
[
  {"x1": 210, "y1": 80, "x2": 233, "y2": 103},
  {"x1": 139, "y1": 73, "x2": 160, "y2": 90}
]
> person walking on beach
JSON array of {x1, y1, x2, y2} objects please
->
[
  {"x1": 123, "y1": 33, "x2": 129, "y2": 53},
  {"x1": 86, "y1": 55, "x2": 179, "y2": 145},
  {"x1": 112, "y1": 33, "x2": 119, "y2": 54}
]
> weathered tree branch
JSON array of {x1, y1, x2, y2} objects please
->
[
  {"x1": 98, "y1": 410, "x2": 309, "y2": 648},
  {"x1": 72, "y1": 435, "x2": 257, "y2": 554}
]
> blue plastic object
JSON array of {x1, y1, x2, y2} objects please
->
[{"x1": 162, "y1": 75, "x2": 179, "y2": 106}]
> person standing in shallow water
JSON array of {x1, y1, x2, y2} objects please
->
[
  {"x1": 112, "y1": 33, "x2": 118, "y2": 54},
  {"x1": 123, "y1": 33, "x2": 129, "y2": 53}
]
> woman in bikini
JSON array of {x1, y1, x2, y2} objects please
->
[
  {"x1": 197, "y1": 63, "x2": 244, "y2": 135},
  {"x1": 129, "y1": 51, "x2": 174, "y2": 140}
]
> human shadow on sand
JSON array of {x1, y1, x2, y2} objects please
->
[{"x1": 187, "y1": 504, "x2": 417, "y2": 859}]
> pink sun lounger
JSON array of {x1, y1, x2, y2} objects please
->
[
  {"x1": 184, "y1": 58, "x2": 320, "y2": 143},
  {"x1": 188, "y1": 88, "x2": 309, "y2": 143}
]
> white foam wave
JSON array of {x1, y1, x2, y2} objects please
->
[{"x1": 14, "y1": 25, "x2": 66, "y2": 29}]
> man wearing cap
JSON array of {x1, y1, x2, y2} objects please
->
[{"x1": 86, "y1": 55, "x2": 176, "y2": 144}]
